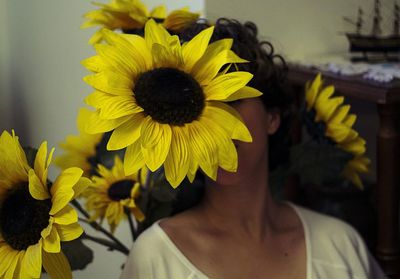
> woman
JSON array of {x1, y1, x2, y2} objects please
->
[{"x1": 120, "y1": 19, "x2": 386, "y2": 279}]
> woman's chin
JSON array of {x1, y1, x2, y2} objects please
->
[{"x1": 213, "y1": 167, "x2": 243, "y2": 186}]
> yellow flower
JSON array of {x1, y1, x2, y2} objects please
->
[
  {"x1": 85, "y1": 156, "x2": 146, "y2": 233},
  {"x1": 82, "y1": 0, "x2": 199, "y2": 44},
  {"x1": 305, "y1": 74, "x2": 370, "y2": 188},
  {"x1": 55, "y1": 108, "x2": 103, "y2": 177},
  {"x1": 0, "y1": 130, "x2": 91, "y2": 279},
  {"x1": 82, "y1": 20, "x2": 262, "y2": 187}
]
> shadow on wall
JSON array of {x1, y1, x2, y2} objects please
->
[{"x1": 9, "y1": 73, "x2": 31, "y2": 145}]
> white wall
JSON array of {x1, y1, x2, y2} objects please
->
[
  {"x1": 0, "y1": 0, "x2": 11, "y2": 132},
  {"x1": 1, "y1": 1, "x2": 203, "y2": 278},
  {"x1": 206, "y1": 0, "x2": 394, "y2": 60}
]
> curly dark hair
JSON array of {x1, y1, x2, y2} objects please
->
[{"x1": 171, "y1": 18, "x2": 294, "y2": 214}]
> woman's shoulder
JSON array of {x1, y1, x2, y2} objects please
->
[
  {"x1": 120, "y1": 220, "x2": 197, "y2": 279},
  {"x1": 292, "y1": 204, "x2": 357, "y2": 238},
  {"x1": 292, "y1": 203, "x2": 365, "y2": 252},
  {"x1": 125, "y1": 222, "x2": 167, "y2": 264},
  {"x1": 291, "y1": 203, "x2": 387, "y2": 278}
]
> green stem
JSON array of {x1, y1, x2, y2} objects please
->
[
  {"x1": 82, "y1": 233, "x2": 129, "y2": 255},
  {"x1": 125, "y1": 209, "x2": 137, "y2": 241},
  {"x1": 71, "y1": 200, "x2": 129, "y2": 255}
]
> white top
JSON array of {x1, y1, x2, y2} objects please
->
[{"x1": 120, "y1": 203, "x2": 387, "y2": 279}]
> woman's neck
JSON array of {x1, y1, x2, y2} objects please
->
[{"x1": 195, "y1": 169, "x2": 283, "y2": 240}]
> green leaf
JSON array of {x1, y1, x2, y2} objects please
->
[
  {"x1": 61, "y1": 237, "x2": 94, "y2": 271},
  {"x1": 290, "y1": 143, "x2": 352, "y2": 186}
]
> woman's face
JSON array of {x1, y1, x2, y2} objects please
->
[{"x1": 215, "y1": 97, "x2": 280, "y2": 185}]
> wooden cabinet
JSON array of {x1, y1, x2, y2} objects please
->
[{"x1": 287, "y1": 65, "x2": 400, "y2": 278}]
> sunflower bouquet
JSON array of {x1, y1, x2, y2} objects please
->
[{"x1": 0, "y1": 1, "x2": 265, "y2": 277}]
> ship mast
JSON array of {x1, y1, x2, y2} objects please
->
[
  {"x1": 356, "y1": 8, "x2": 363, "y2": 34},
  {"x1": 394, "y1": 2, "x2": 400, "y2": 36},
  {"x1": 371, "y1": 0, "x2": 382, "y2": 36}
]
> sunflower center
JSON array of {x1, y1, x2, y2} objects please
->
[
  {"x1": 107, "y1": 179, "x2": 135, "y2": 201},
  {"x1": 135, "y1": 67, "x2": 205, "y2": 125},
  {"x1": 0, "y1": 183, "x2": 51, "y2": 251}
]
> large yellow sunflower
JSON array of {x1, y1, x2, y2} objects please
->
[
  {"x1": 82, "y1": 20, "x2": 262, "y2": 187},
  {"x1": 305, "y1": 74, "x2": 370, "y2": 188},
  {"x1": 55, "y1": 108, "x2": 103, "y2": 177},
  {"x1": 85, "y1": 156, "x2": 146, "y2": 233},
  {"x1": 0, "y1": 130, "x2": 91, "y2": 278},
  {"x1": 82, "y1": 0, "x2": 199, "y2": 44}
]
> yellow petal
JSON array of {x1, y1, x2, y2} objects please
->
[
  {"x1": 124, "y1": 140, "x2": 145, "y2": 175},
  {"x1": 21, "y1": 242, "x2": 42, "y2": 278},
  {"x1": 131, "y1": 206, "x2": 145, "y2": 222},
  {"x1": 99, "y1": 95, "x2": 143, "y2": 119},
  {"x1": 205, "y1": 71, "x2": 254, "y2": 101},
  {"x1": 81, "y1": 55, "x2": 107, "y2": 73},
  {"x1": 221, "y1": 86, "x2": 263, "y2": 102},
  {"x1": 315, "y1": 96, "x2": 343, "y2": 122},
  {"x1": 88, "y1": 29, "x2": 105, "y2": 45},
  {"x1": 50, "y1": 167, "x2": 83, "y2": 215},
  {"x1": 119, "y1": 33, "x2": 153, "y2": 71},
  {"x1": 163, "y1": 9, "x2": 199, "y2": 32},
  {"x1": 28, "y1": 169, "x2": 50, "y2": 200},
  {"x1": 86, "y1": 110, "x2": 131, "y2": 134},
  {"x1": 164, "y1": 127, "x2": 190, "y2": 188},
  {"x1": 34, "y1": 141, "x2": 49, "y2": 184},
  {"x1": 94, "y1": 43, "x2": 139, "y2": 76},
  {"x1": 343, "y1": 167, "x2": 363, "y2": 189},
  {"x1": 144, "y1": 19, "x2": 170, "y2": 50},
  {"x1": 0, "y1": 130, "x2": 30, "y2": 184},
  {"x1": 326, "y1": 123, "x2": 357, "y2": 143},
  {"x1": 43, "y1": 226, "x2": 61, "y2": 253},
  {"x1": 83, "y1": 71, "x2": 134, "y2": 96},
  {"x1": 53, "y1": 205, "x2": 78, "y2": 225},
  {"x1": 107, "y1": 113, "x2": 145, "y2": 150},
  {"x1": 73, "y1": 177, "x2": 92, "y2": 198},
  {"x1": 187, "y1": 121, "x2": 218, "y2": 180},
  {"x1": 182, "y1": 26, "x2": 214, "y2": 71},
  {"x1": 141, "y1": 119, "x2": 172, "y2": 171},
  {"x1": 201, "y1": 117, "x2": 238, "y2": 172},
  {"x1": 187, "y1": 159, "x2": 199, "y2": 183},
  {"x1": 204, "y1": 102, "x2": 252, "y2": 142},
  {"x1": 41, "y1": 218, "x2": 54, "y2": 239},
  {"x1": 167, "y1": 34, "x2": 184, "y2": 67},
  {"x1": 338, "y1": 136, "x2": 366, "y2": 156},
  {"x1": 193, "y1": 49, "x2": 248, "y2": 86},
  {"x1": 343, "y1": 114, "x2": 357, "y2": 128},
  {"x1": 3, "y1": 250, "x2": 19, "y2": 279},
  {"x1": 0, "y1": 245, "x2": 16, "y2": 277},
  {"x1": 56, "y1": 223, "x2": 83, "y2": 242},
  {"x1": 85, "y1": 90, "x2": 111, "y2": 108},
  {"x1": 42, "y1": 251, "x2": 72, "y2": 279},
  {"x1": 305, "y1": 73, "x2": 322, "y2": 110},
  {"x1": 11, "y1": 251, "x2": 23, "y2": 279},
  {"x1": 152, "y1": 43, "x2": 176, "y2": 68},
  {"x1": 330, "y1": 104, "x2": 350, "y2": 124},
  {"x1": 150, "y1": 5, "x2": 167, "y2": 18},
  {"x1": 105, "y1": 202, "x2": 124, "y2": 228}
]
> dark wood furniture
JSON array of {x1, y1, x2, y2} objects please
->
[{"x1": 287, "y1": 65, "x2": 400, "y2": 278}]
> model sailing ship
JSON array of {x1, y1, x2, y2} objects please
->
[{"x1": 344, "y1": 0, "x2": 400, "y2": 60}]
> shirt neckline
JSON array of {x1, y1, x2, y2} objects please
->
[
  {"x1": 154, "y1": 220, "x2": 209, "y2": 278},
  {"x1": 154, "y1": 202, "x2": 311, "y2": 279}
]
